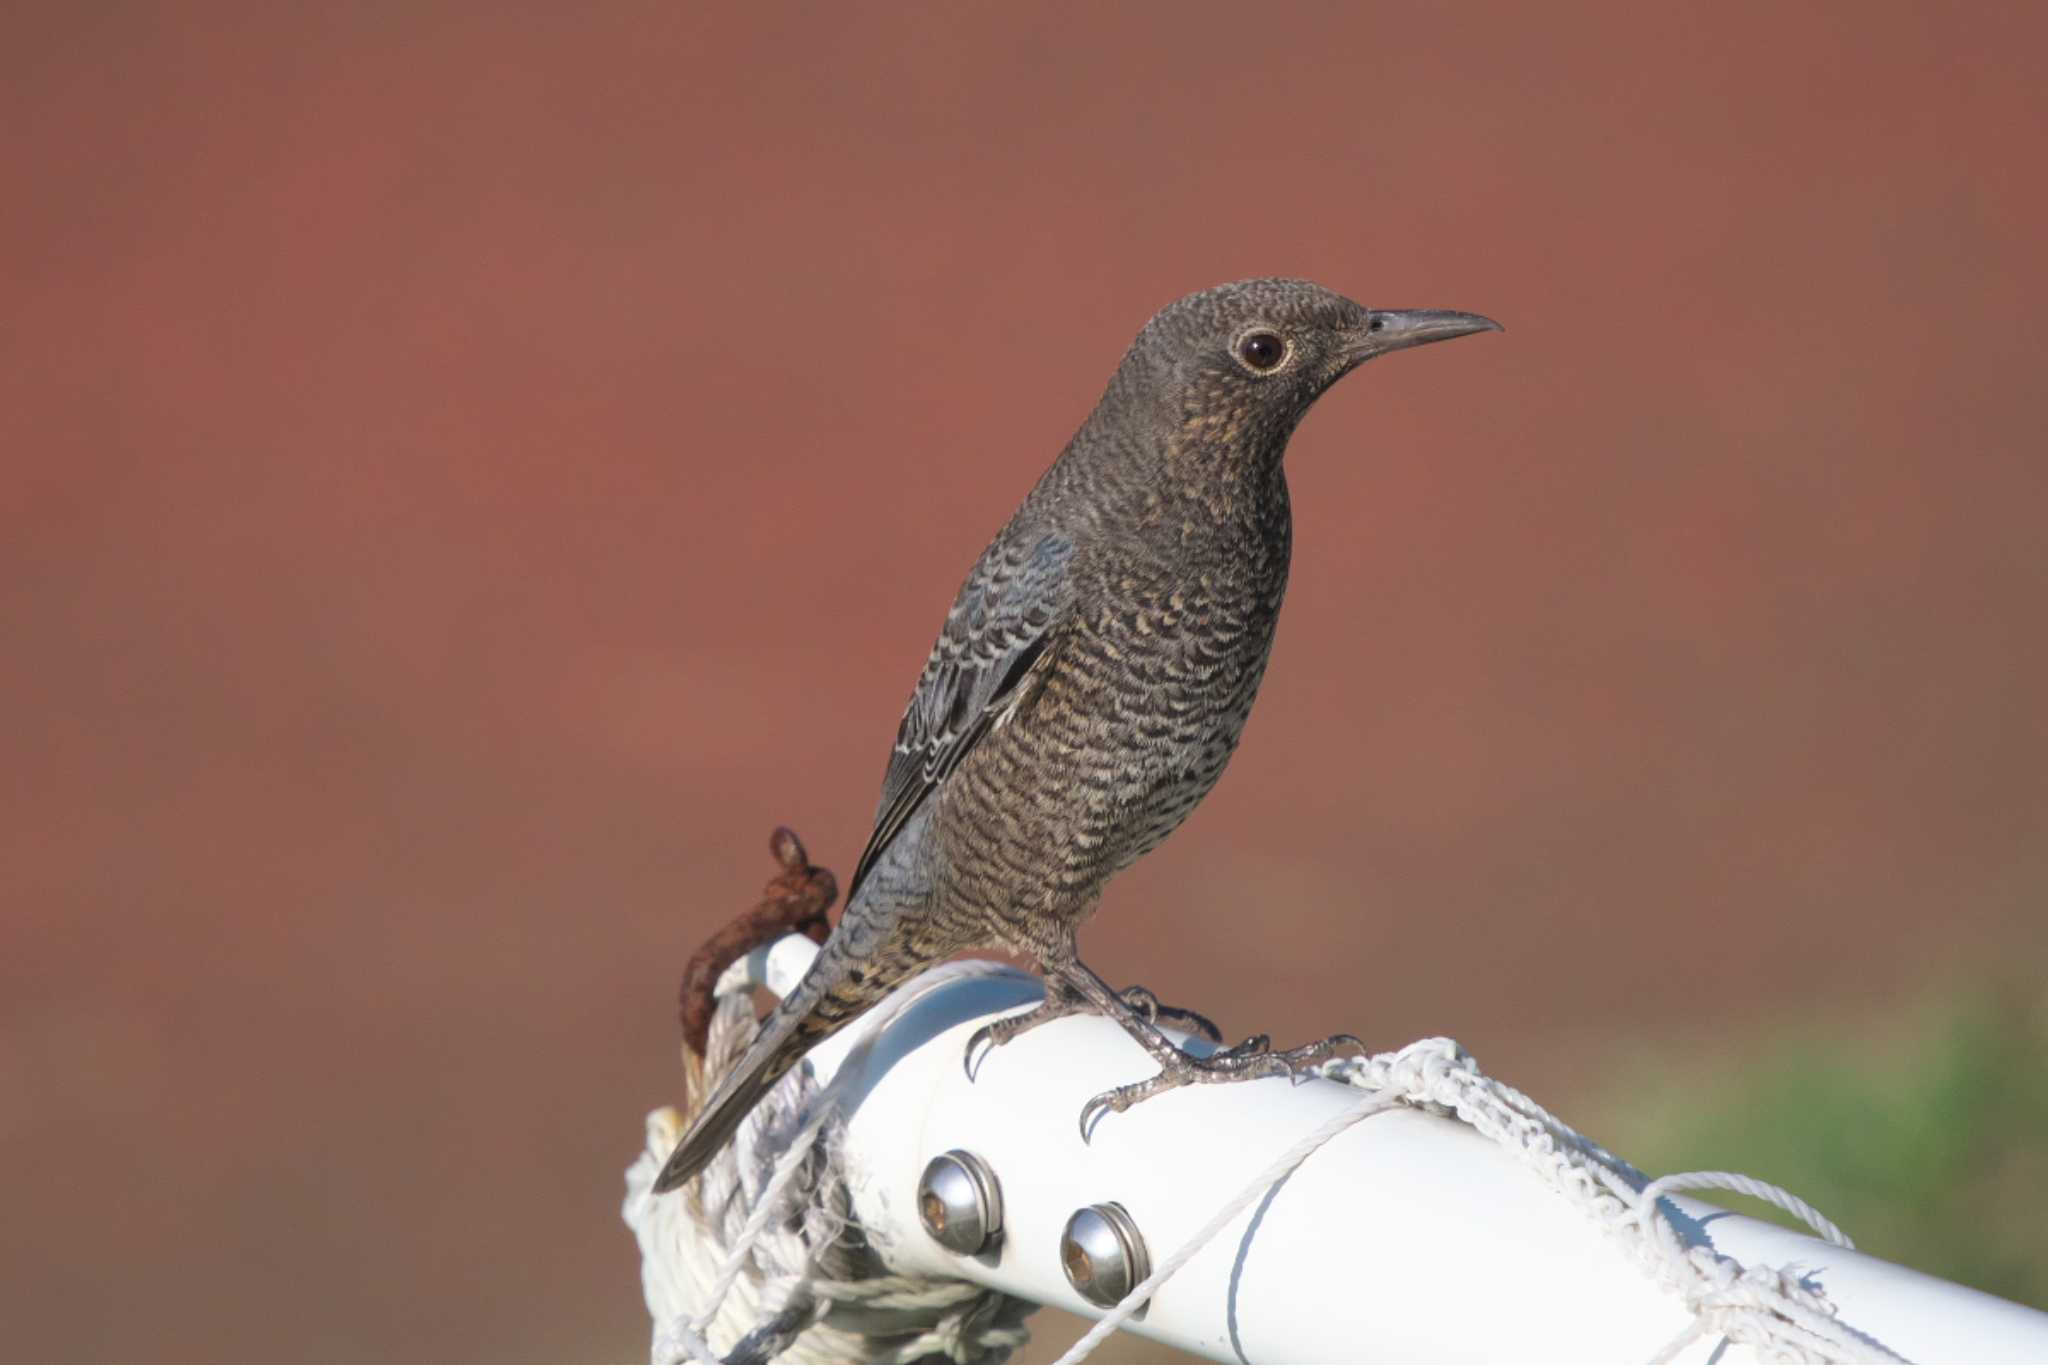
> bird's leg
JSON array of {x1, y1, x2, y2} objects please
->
[
  {"x1": 961, "y1": 973, "x2": 1222, "y2": 1078},
  {"x1": 1050, "y1": 957, "x2": 1366, "y2": 1141},
  {"x1": 1046, "y1": 958, "x2": 1228, "y2": 1069}
]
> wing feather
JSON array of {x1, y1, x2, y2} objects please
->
[{"x1": 843, "y1": 530, "x2": 1074, "y2": 904}]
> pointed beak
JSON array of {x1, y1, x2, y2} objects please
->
[{"x1": 1349, "y1": 308, "x2": 1503, "y2": 362}]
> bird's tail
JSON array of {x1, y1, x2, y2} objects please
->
[{"x1": 652, "y1": 924, "x2": 921, "y2": 1194}]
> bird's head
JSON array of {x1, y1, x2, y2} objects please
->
[{"x1": 1111, "y1": 278, "x2": 1500, "y2": 465}]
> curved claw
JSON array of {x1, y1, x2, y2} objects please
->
[
  {"x1": 1077, "y1": 1089, "x2": 1115, "y2": 1143},
  {"x1": 1306, "y1": 1034, "x2": 1367, "y2": 1072},
  {"x1": 962, "y1": 1021, "x2": 998, "y2": 1080}
]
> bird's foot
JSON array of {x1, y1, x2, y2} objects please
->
[
  {"x1": 962, "y1": 982, "x2": 1220, "y2": 1079},
  {"x1": 1075, "y1": 1032, "x2": 1367, "y2": 1140},
  {"x1": 963, "y1": 994, "x2": 1079, "y2": 1077}
]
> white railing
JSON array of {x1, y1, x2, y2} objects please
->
[{"x1": 630, "y1": 935, "x2": 2048, "y2": 1365}]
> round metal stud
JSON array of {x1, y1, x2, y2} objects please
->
[
  {"x1": 1060, "y1": 1201, "x2": 1151, "y2": 1308},
  {"x1": 916, "y1": 1149, "x2": 1004, "y2": 1255}
]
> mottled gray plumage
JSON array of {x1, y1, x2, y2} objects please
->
[{"x1": 655, "y1": 278, "x2": 1498, "y2": 1192}]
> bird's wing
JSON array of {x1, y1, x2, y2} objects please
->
[{"x1": 843, "y1": 530, "x2": 1075, "y2": 906}]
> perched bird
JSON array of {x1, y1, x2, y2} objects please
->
[{"x1": 655, "y1": 278, "x2": 1499, "y2": 1193}]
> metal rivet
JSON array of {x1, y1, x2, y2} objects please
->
[
  {"x1": 1060, "y1": 1201, "x2": 1150, "y2": 1308},
  {"x1": 916, "y1": 1150, "x2": 1004, "y2": 1255}
]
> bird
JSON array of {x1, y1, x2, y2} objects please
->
[{"x1": 654, "y1": 278, "x2": 1499, "y2": 1193}]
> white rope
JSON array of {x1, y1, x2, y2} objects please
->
[
  {"x1": 1637, "y1": 1170, "x2": 1854, "y2": 1250},
  {"x1": 1334, "y1": 1040, "x2": 1909, "y2": 1365},
  {"x1": 689, "y1": 1099, "x2": 841, "y2": 1335}
]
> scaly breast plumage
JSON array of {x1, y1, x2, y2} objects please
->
[{"x1": 932, "y1": 568, "x2": 1279, "y2": 926}]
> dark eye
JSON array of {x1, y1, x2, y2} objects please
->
[{"x1": 1236, "y1": 330, "x2": 1287, "y2": 372}]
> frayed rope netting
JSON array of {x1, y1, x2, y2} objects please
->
[
  {"x1": 626, "y1": 961, "x2": 1038, "y2": 1365},
  {"x1": 623, "y1": 953, "x2": 1913, "y2": 1365}
]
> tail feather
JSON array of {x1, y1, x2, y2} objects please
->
[
  {"x1": 652, "y1": 930, "x2": 915, "y2": 1193},
  {"x1": 651, "y1": 1042, "x2": 788, "y2": 1193}
]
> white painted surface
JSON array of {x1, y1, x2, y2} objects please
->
[{"x1": 754, "y1": 939, "x2": 2048, "y2": 1365}]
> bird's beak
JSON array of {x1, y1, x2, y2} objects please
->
[{"x1": 1348, "y1": 309, "x2": 1503, "y2": 363}]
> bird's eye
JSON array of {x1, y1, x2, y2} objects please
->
[{"x1": 1236, "y1": 330, "x2": 1288, "y2": 373}]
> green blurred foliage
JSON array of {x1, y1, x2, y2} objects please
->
[{"x1": 1591, "y1": 985, "x2": 2048, "y2": 1310}]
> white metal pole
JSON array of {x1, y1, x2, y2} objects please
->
[{"x1": 739, "y1": 936, "x2": 2048, "y2": 1365}]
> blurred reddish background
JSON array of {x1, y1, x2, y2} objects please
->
[{"x1": 3, "y1": 4, "x2": 2044, "y2": 1362}]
